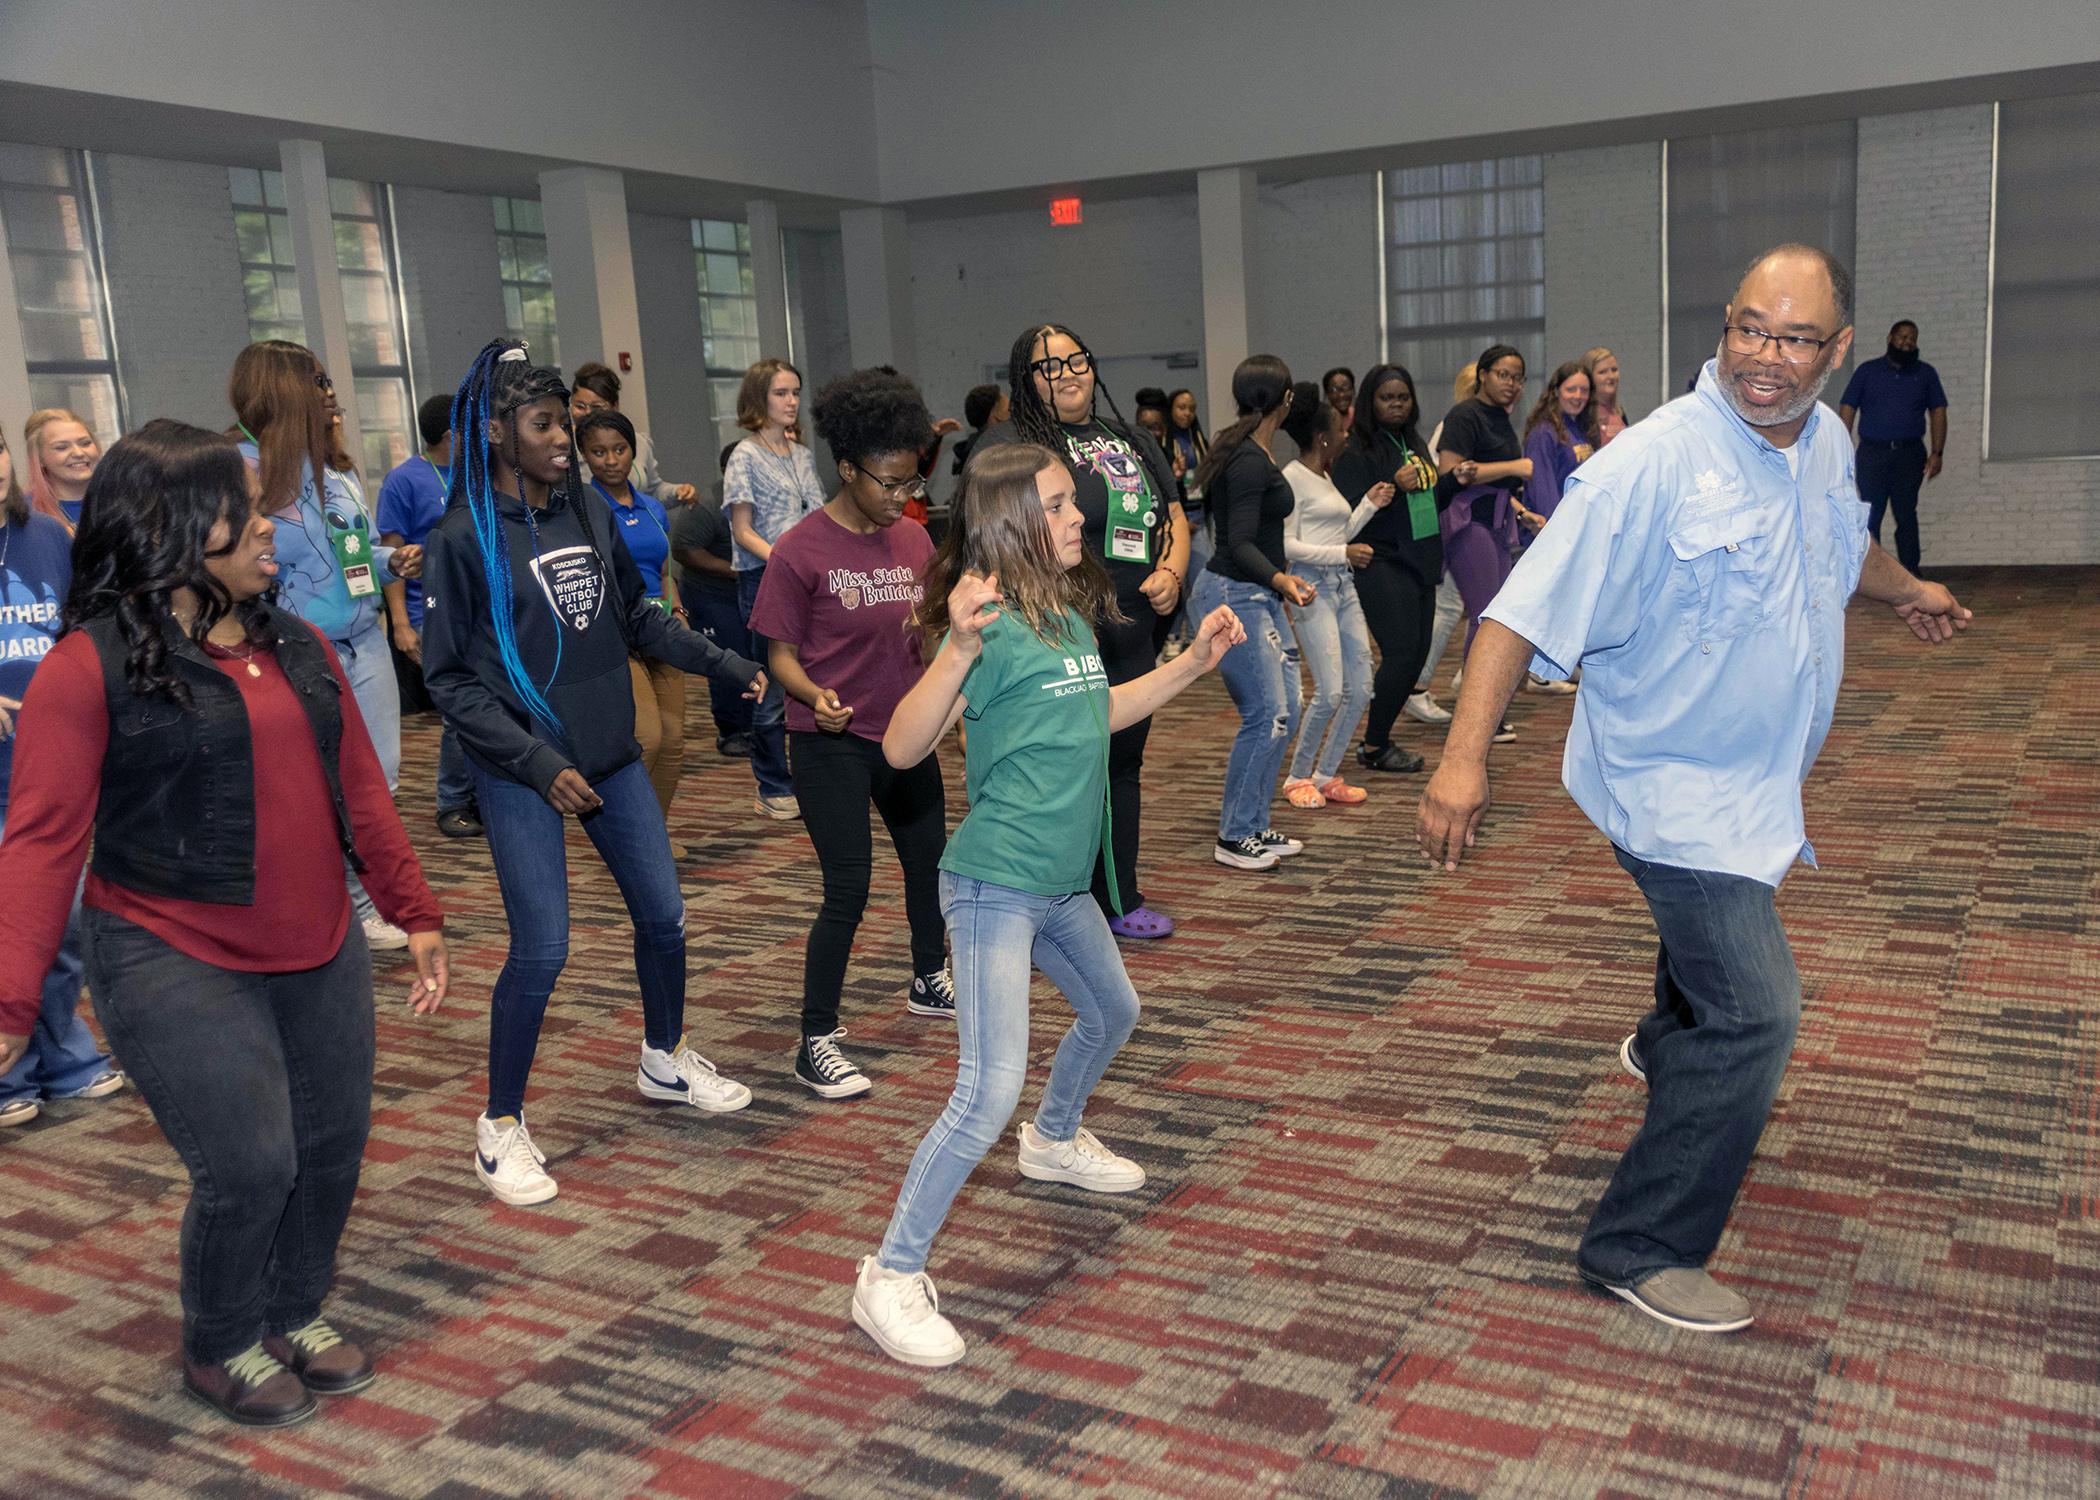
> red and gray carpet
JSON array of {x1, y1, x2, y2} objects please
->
[{"x1": 3, "y1": 566, "x2": 2095, "y2": 1498}]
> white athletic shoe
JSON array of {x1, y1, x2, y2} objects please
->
[
  {"x1": 475, "y1": 1113, "x2": 558, "y2": 1205},
  {"x1": 851, "y1": 1255, "x2": 965, "y2": 1367},
  {"x1": 362, "y1": 916, "x2": 410, "y2": 951},
  {"x1": 1525, "y1": 672, "x2": 1577, "y2": 696},
  {"x1": 638, "y1": 1036, "x2": 753, "y2": 1113},
  {"x1": 1016, "y1": 1120, "x2": 1147, "y2": 1193},
  {"x1": 1403, "y1": 690, "x2": 1452, "y2": 725}
]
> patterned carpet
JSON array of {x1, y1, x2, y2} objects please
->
[{"x1": 2, "y1": 565, "x2": 2096, "y2": 1499}]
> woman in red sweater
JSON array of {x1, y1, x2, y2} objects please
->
[{"x1": 0, "y1": 420, "x2": 448, "y2": 1429}]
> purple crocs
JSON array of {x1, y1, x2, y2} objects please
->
[{"x1": 1107, "y1": 905, "x2": 1175, "y2": 940}]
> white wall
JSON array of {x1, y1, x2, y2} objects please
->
[
  {"x1": 1855, "y1": 105, "x2": 2100, "y2": 564},
  {"x1": 0, "y1": 0, "x2": 879, "y2": 203},
  {"x1": 865, "y1": 0, "x2": 2100, "y2": 201},
  {"x1": 1249, "y1": 174, "x2": 1382, "y2": 398}
]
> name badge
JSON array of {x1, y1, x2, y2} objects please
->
[
  {"x1": 1108, "y1": 522, "x2": 1151, "y2": 564},
  {"x1": 333, "y1": 528, "x2": 378, "y2": 597}
]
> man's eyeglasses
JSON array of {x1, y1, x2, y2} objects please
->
[
  {"x1": 1723, "y1": 324, "x2": 1833, "y2": 365},
  {"x1": 860, "y1": 468, "x2": 928, "y2": 500},
  {"x1": 1029, "y1": 351, "x2": 1094, "y2": 381}
]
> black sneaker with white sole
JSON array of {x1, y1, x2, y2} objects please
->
[
  {"x1": 1257, "y1": 828, "x2": 1304, "y2": 857},
  {"x1": 795, "y1": 1031, "x2": 872, "y2": 1098},
  {"x1": 908, "y1": 968, "x2": 956, "y2": 1018},
  {"x1": 1215, "y1": 835, "x2": 1279, "y2": 870},
  {"x1": 1492, "y1": 721, "x2": 1518, "y2": 744}
]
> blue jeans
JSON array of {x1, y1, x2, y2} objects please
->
[
  {"x1": 0, "y1": 806, "x2": 109, "y2": 1103},
  {"x1": 1169, "y1": 507, "x2": 1214, "y2": 640},
  {"x1": 83, "y1": 908, "x2": 373, "y2": 1364},
  {"x1": 333, "y1": 624, "x2": 401, "y2": 925},
  {"x1": 877, "y1": 873, "x2": 1140, "y2": 1273},
  {"x1": 681, "y1": 580, "x2": 755, "y2": 739},
  {"x1": 1415, "y1": 575, "x2": 1463, "y2": 691},
  {"x1": 1577, "y1": 848, "x2": 1802, "y2": 1286},
  {"x1": 1192, "y1": 572, "x2": 1300, "y2": 842},
  {"x1": 736, "y1": 568, "x2": 792, "y2": 799},
  {"x1": 1286, "y1": 563, "x2": 1373, "y2": 783},
  {"x1": 435, "y1": 722, "x2": 475, "y2": 813},
  {"x1": 474, "y1": 759, "x2": 687, "y2": 1118}
]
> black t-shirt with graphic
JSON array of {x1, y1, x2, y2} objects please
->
[{"x1": 978, "y1": 416, "x2": 1179, "y2": 607}]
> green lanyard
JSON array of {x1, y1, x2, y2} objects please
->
[
  {"x1": 1067, "y1": 422, "x2": 1159, "y2": 567},
  {"x1": 1384, "y1": 432, "x2": 1440, "y2": 541}
]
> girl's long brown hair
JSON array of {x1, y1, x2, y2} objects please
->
[
  {"x1": 228, "y1": 339, "x2": 350, "y2": 513},
  {"x1": 914, "y1": 442, "x2": 1122, "y2": 653},
  {"x1": 1523, "y1": 359, "x2": 1592, "y2": 447}
]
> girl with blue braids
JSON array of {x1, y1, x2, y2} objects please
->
[{"x1": 422, "y1": 341, "x2": 767, "y2": 1207}]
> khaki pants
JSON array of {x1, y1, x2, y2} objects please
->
[{"x1": 628, "y1": 656, "x2": 687, "y2": 817}]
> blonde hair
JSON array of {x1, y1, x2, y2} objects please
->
[
  {"x1": 24, "y1": 408, "x2": 99, "y2": 529},
  {"x1": 1451, "y1": 365, "x2": 1479, "y2": 403}
]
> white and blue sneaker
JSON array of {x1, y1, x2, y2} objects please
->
[
  {"x1": 474, "y1": 1113, "x2": 558, "y2": 1205},
  {"x1": 639, "y1": 1037, "x2": 753, "y2": 1113}
]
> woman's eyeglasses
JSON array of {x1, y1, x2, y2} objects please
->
[
  {"x1": 860, "y1": 469, "x2": 929, "y2": 500},
  {"x1": 1030, "y1": 352, "x2": 1094, "y2": 380}
]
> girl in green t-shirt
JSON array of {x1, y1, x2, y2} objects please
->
[{"x1": 846, "y1": 442, "x2": 1246, "y2": 1368}]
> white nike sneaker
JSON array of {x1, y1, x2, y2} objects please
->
[
  {"x1": 638, "y1": 1036, "x2": 753, "y2": 1113},
  {"x1": 1015, "y1": 1119, "x2": 1147, "y2": 1193},
  {"x1": 851, "y1": 1255, "x2": 965, "y2": 1367},
  {"x1": 474, "y1": 1113, "x2": 558, "y2": 1205}
]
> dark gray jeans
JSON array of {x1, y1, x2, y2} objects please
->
[{"x1": 83, "y1": 908, "x2": 375, "y2": 1364}]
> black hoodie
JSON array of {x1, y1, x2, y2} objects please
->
[{"x1": 422, "y1": 480, "x2": 760, "y2": 795}]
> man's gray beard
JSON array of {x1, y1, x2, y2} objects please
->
[{"x1": 1713, "y1": 337, "x2": 1836, "y2": 427}]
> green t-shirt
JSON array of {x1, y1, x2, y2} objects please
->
[{"x1": 940, "y1": 607, "x2": 1112, "y2": 898}]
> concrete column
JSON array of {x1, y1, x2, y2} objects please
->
[
  {"x1": 0, "y1": 194, "x2": 35, "y2": 436},
  {"x1": 278, "y1": 139, "x2": 361, "y2": 461},
  {"x1": 1198, "y1": 166, "x2": 1257, "y2": 431},
  {"x1": 746, "y1": 198, "x2": 792, "y2": 363},
  {"x1": 839, "y1": 205, "x2": 915, "y2": 376},
  {"x1": 539, "y1": 165, "x2": 649, "y2": 429}
]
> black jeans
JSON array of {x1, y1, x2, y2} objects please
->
[
  {"x1": 83, "y1": 909, "x2": 375, "y2": 1365},
  {"x1": 680, "y1": 580, "x2": 754, "y2": 739},
  {"x1": 789, "y1": 730, "x2": 948, "y2": 1036},
  {"x1": 1353, "y1": 551, "x2": 1435, "y2": 749},
  {"x1": 1856, "y1": 437, "x2": 1927, "y2": 573},
  {"x1": 1091, "y1": 601, "x2": 1171, "y2": 916}
]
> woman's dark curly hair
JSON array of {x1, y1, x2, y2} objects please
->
[
  {"x1": 810, "y1": 367, "x2": 935, "y2": 469},
  {"x1": 63, "y1": 418, "x2": 271, "y2": 704}
]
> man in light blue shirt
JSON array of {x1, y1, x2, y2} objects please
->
[{"x1": 1418, "y1": 245, "x2": 1971, "y2": 1334}]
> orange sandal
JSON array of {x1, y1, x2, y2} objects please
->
[
  {"x1": 1317, "y1": 776, "x2": 1368, "y2": 805},
  {"x1": 1283, "y1": 779, "x2": 1328, "y2": 809}
]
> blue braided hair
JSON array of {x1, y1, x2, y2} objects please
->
[{"x1": 449, "y1": 339, "x2": 569, "y2": 731}]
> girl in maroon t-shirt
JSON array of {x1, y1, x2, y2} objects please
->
[{"x1": 750, "y1": 370, "x2": 948, "y2": 1100}]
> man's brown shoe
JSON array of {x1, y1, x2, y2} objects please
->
[
  {"x1": 263, "y1": 1316, "x2": 375, "y2": 1395},
  {"x1": 183, "y1": 1343, "x2": 318, "y2": 1426}
]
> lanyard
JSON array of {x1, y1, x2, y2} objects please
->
[
  {"x1": 1065, "y1": 422, "x2": 1159, "y2": 566},
  {"x1": 425, "y1": 457, "x2": 452, "y2": 492}
]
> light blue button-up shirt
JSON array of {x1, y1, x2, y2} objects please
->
[{"x1": 1481, "y1": 360, "x2": 1870, "y2": 887}]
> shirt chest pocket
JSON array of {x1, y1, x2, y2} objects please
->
[{"x1": 1668, "y1": 500, "x2": 1779, "y2": 644}]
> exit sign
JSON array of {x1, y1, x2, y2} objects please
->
[{"x1": 1049, "y1": 197, "x2": 1083, "y2": 226}]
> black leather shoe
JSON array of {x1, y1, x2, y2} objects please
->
[
  {"x1": 436, "y1": 807, "x2": 484, "y2": 838},
  {"x1": 716, "y1": 732, "x2": 754, "y2": 758},
  {"x1": 184, "y1": 1345, "x2": 318, "y2": 1426},
  {"x1": 1356, "y1": 742, "x2": 1425, "y2": 773}
]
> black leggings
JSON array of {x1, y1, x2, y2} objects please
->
[
  {"x1": 1353, "y1": 552, "x2": 1436, "y2": 749},
  {"x1": 789, "y1": 729, "x2": 948, "y2": 1036},
  {"x1": 1091, "y1": 602, "x2": 1171, "y2": 916}
]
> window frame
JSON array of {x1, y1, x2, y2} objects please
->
[
  {"x1": 494, "y1": 195, "x2": 559, "y2": 367},
  {"x1": 2, "y1": 144, "x2": 127, "y2": 440}
]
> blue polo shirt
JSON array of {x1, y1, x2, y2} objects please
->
[
  {"x1": 1482, "y1": 361, "x2": 1869, "y2": 888},
  {"x1": 375, "y1": 455, "x2": 450, "y2": 627},
  {"x1": 1838, "y1": 356, "x2": 1947, "y2": 443}
]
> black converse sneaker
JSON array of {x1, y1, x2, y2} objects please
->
[
  {"x1": 795, "y1": 1030, "x2": 871, "y2": 1099},
  {"x1": 1257, "y1": 828, "x2": 1304, "y2": 857},
  {"x1": 1214, "y1": 834, "x2": 1279, "y2": 871},
  {"x1": 908, "y1": 968, "x2": 956, "y2": 1018}
]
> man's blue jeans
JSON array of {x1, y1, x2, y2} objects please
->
[
  {"x1": 474, "y1": 760, "x2": 687, "y2": 1119},
  {"x1": 1192, "y1": 571, "x2": 1301, "y2": 843},
  {"x1": 877, "y1": 873, "x2": 1140, "y2": 1274},
  {"x1": 1577, "y1": 848, "x2": 1802, "y2": 1286}
]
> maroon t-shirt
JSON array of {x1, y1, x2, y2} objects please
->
[{"x1": 748, "y1": 508, "x2": 934, "y2": 741}]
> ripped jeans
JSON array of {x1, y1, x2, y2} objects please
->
[{"x1": 1192, "y1": 571, "x2": 1302, "y2": 843}]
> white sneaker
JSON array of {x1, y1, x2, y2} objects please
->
[
  {"x1": 1403, "y1": 690, "x2": 1452, "y2": 725},
  {"x1": 851, "y1": 1255, "x2": 965, "y2": 1367},
  {"x1": 638, "y1": 1036, "x2": 753, "y2": 1113},
  {"x1": 1525, "y1": 673, "x2": 1577, "y2": 696},
  {"x1": 475, "y1": 1113, "x2": 558, "y2": 1205},
  {"x1": 361, "y1": 916, "x2": 409, "y2": 951},
  {"x1": 1016, "y1": 1120, "x2": 1146, "y2": 1193},
  {"x1": 754, "y1": 794, "x2": 801, "y2": 821}
]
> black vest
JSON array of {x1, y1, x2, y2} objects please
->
[{"x1": 83, "y1": 607, "x2": 362, "y2": 906}]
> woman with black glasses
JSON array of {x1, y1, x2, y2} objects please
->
[{"x1": 979, "y1": 325, "x2": 1189, "y2": 940}]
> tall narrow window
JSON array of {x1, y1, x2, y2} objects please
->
[
  {"x1": 495, "y1": 196, "x2": 558, "y2": 365},
  {"x1": 230, "y1": 168, "x2": 415, "y2": 476},
  {"x1": 1665, "y1": 121, "x2": 1856, "y2": 394},
  {"x1": 694, "y1": 218, "x2": 758, "y2": 448},
  {"x1": 1383, "y1": 156, "x2": 1545, "y2": 398},
  {"x1": 1, "y1": 144, "x2": 124, "y2": 439},
  {"x1": 1988, "y1": 91, "x2": 2100, "y2": 460}
]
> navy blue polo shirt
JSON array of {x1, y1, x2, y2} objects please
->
[{"x1": 1839, "y1": 357, "x2": 1948, "y2": 443}]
